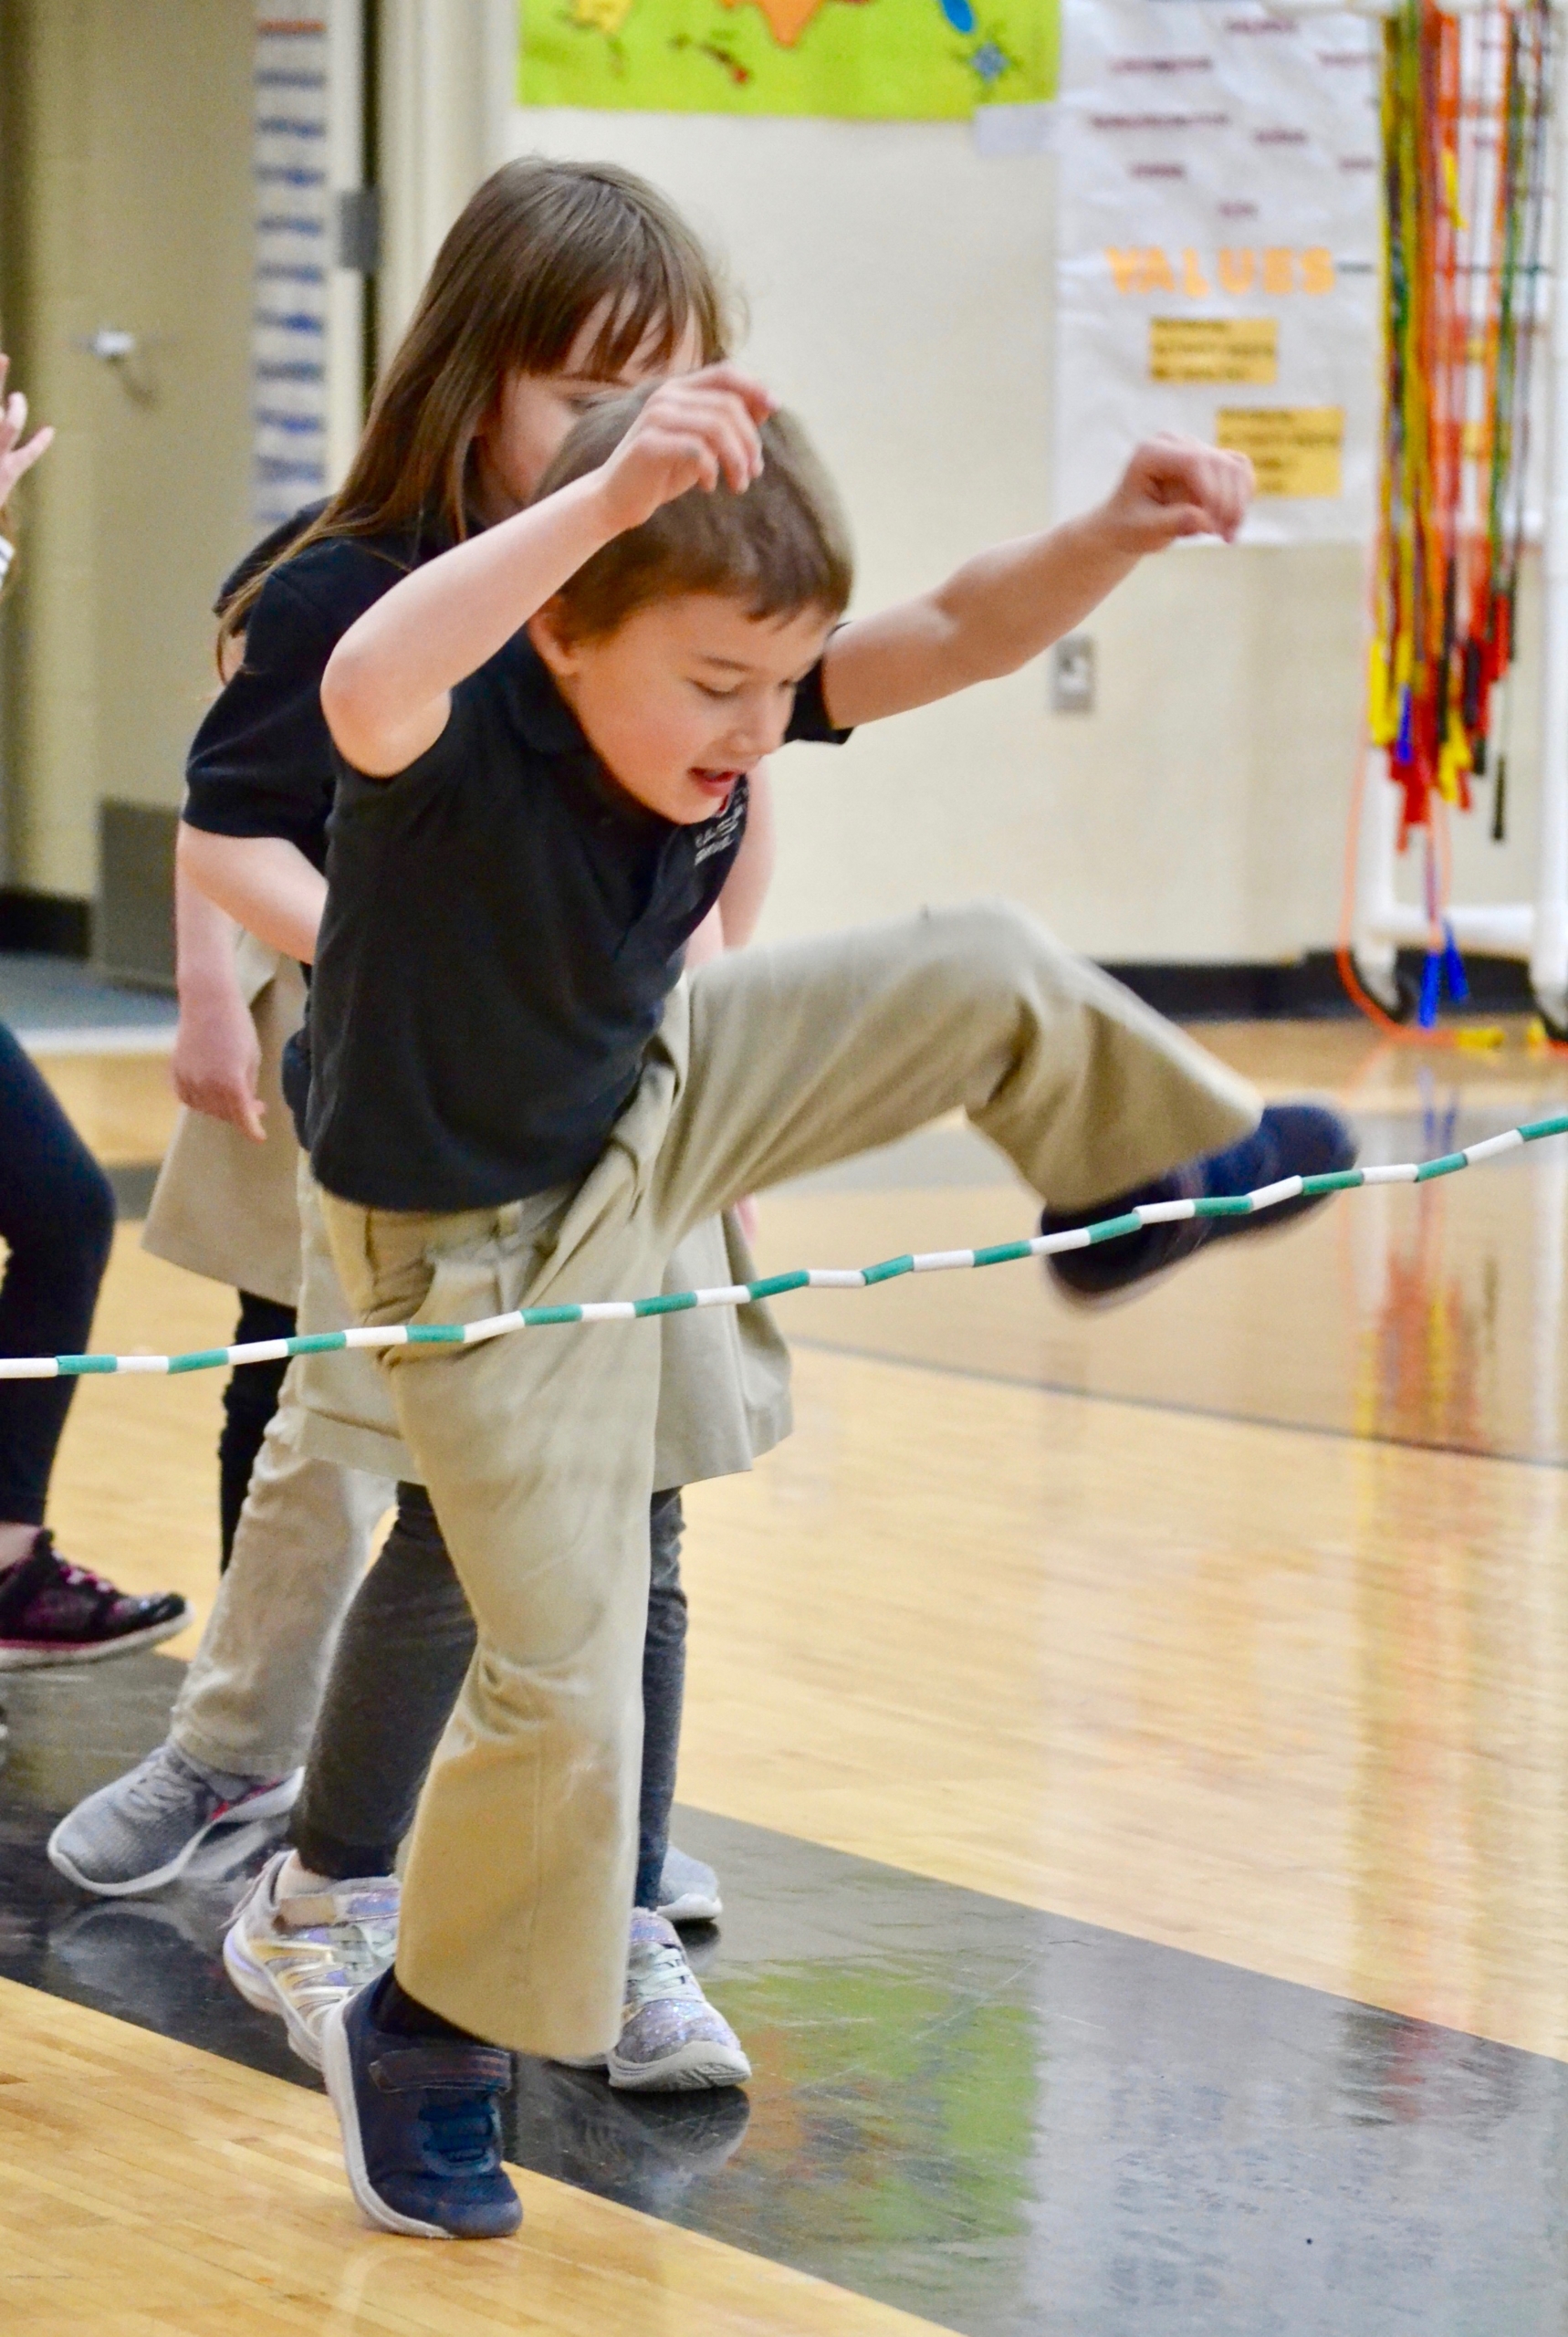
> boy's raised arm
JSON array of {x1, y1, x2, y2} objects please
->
[
  {"x1": 715, "y1": 767, "x2": 776, "y2": 948},
  {"x1": 321, "y1": 366, "x2": 775, "y2": 779},
  {"x1": 818, "y1": 436, "x2": 1253, "y2": 732}
]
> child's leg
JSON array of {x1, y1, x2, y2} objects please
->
[
  {"x1": 218, "y1": 1291, "x2": 296, "y2": 1569},
  {"x1": 636, "y1": 1490, "x2": 686, "y2": 1913},
  {"x1": 285, "y1": 1206, "x2": 739, "y2": 1902},
  {"x1": 222, "y1": 1474, "x2": 735, "y2": 2088},
  {"x1": 288, "y1": 1483, "x2": 687, "y2": 1905},
  {"x1": 290, "y1": 1155, "x2": 416, "y2": 1476},
  {"x1": 316, "y1": 903, "x2": 1253, "y2": 2054},
  {"x1": 171, "y1": 1367, "x2": 392, "y2": 1780},
  {"x1": 210, "y1": 1206, "x2": 741, "y2": 2069},
  {"x1": 47, "y1": 1375, "x2": 392, "y2": 1897},
  {"x1": 0, "y1": 1021, "x2": 117, "y2": 1533},
  {"x1": 655, "y1": 901, "x2": 1261, "y2": 1238},
  {"x1": 287, "y1": 1482, "x2": 473, "y2": 1879},
  {"x1": 320, "y1": 1188, "x2": 668, "y2": 2058}
]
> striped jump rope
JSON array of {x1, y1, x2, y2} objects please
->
[{"x1": 2, "y1": 1109, "x2": 1564, "y2": 1384}]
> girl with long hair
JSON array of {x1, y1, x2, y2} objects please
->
[{"x1": 50, "y1": 162, "x2": 778, "y2": 2093}]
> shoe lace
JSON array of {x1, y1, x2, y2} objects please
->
[
  {"x1": 629, "y1": 1934, "x2": 699, "y2": 2007},
  {"x1": 419, "y1": 2092, "x2": 499, "y2": 2170},
  {"x1": 7, "y1": 1533, "x2": 123, "y2": 1613},
  {"x1": 339, "y1": 1911, "x2": 399, "y2": 1983},
  {"x1": 50, "y1": 1557, "x2": 122, "y2": 1600},
  {"x1": 121, "y1": 1746, "x2": 225, "y2": 1818},
  {"x1": 290, "y1": 1905, "x2": 398, "y2": 2004}
]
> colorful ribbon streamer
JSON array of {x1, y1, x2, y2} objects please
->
[{"x1": 1372, "y1": 0, "x2": 1552, "y2": 843}]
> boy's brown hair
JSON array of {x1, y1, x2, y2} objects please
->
[
  {"x1": 534, "y1": 393, "x2": 854, "y2": 640},
  {"x1": 219, "y1": 158, "x2": 730, "y2": 654}
]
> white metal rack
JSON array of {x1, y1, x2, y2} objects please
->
[{"x1": 1351, "y1": 0, "x2": 1568, "y2": 1029}]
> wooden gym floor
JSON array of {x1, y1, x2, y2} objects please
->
[{"x1": 5, "y1": 1018, "x2": 1568, "y2": 2332}]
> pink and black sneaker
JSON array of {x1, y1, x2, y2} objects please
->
[{"x1": 0, "y1": 1531, "x2": 189, "y2": 1671}]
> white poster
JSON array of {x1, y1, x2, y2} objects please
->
[{"x1": 1055, "y1": 0, "x2": 1382, "y2": 544}]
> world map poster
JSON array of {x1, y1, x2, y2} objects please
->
[{"x1": 518, "y1": 0, "x2": 1058, "y2": 120}]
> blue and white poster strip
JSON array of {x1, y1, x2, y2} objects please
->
[
  {"x1": 252, "y1": 10, "x2": 331, "y2": 532},
  {"x1": 1055, "y1": 0, "x2": 1382, "y2": 545}
]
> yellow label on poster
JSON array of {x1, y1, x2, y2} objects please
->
[
  {"x1": 1148, "y1": 318, "x2": 1279, "y2": 385},
  {"x1": 1215, "y1": 406, "x2": 1343, "y2": 498}
]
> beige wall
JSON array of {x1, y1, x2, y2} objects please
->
[
  {"x1": 377, "y1": 0, "x2": 515, "y2": 347},
  {"x1": 0, "y1": 0, "x2": 254, "y2": 900},
  {"x1": 5, "y1": 0, "x2": 1533, "y2": 955},
  {"x1": 503, "y1": 108, "x2": 1544, "y2": 964}
]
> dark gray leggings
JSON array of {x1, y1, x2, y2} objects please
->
[{"x1": 289, "y1": 1484, "x2": 686, "y2": 1912}]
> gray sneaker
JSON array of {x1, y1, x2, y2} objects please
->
[
  {"x1": 47, "y1": 1739, "x2": 301, "y2": 1897},
  {"x1": 657, "y1": 1845, "x2": 721, "y2": 1925},
  {"x1": 607, "y1": 1911, "x2": 750, "y2": 2092}
]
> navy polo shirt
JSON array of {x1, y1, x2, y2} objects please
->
[
  {"x1": 308, "y1": 631, "x2": 848, "y2": 1213},
  {"x1": 183, "y1": 518, "x2": 435, "y2": 871}
]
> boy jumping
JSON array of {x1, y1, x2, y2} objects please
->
[{"x1": 309, "y1": 368, "x2": 1352, "y2": 2237}]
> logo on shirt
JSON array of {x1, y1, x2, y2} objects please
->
[{"x1": 692, "y1": 788, "x2": 747, "y2": 867}]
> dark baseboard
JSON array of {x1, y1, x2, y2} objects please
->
[
  {"x1": 0, "y1": 888, "x2": 91, "y2": 959},
  {"x1": 1102, "y1": 949, "x2": 1537, "y2": 1022},
  {"x1": 106, "y1": 1163, "x2": 160, "y2": 1220}
]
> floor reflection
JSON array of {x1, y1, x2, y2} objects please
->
[
  {"x1": 12, "y1": 1024, "x2": 1568, "y2": 2333},
  {"x1": 5, "y1": 1656, "x2": 1568, "y2": 2334},
  {"x1": 754, "y1": 1059, "x2": 1568, "y2": 1467}
]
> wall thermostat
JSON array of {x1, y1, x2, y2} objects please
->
[{"x1": 1051, "y1": 634, "x2": 1096, "y2": 715}]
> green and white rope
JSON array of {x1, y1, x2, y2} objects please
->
[{"x1": 4, "y1": 1110, "x2": 1563, "y2": 1384}]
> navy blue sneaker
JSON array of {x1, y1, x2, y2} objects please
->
[
  {"x1": 1042, "y1": 1102, "x2": 1358, "y2": 1305},
  {"x1": 321, "y1": 1977, "x2": 521, "y2": 2239}
]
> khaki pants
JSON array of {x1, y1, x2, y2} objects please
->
[
  {"x1": 320, "y1": 904, "x2": 1261, "y2": 2055},
  {"x1": 170, "y1": 1374, "x2": 394, "y2": 1777},
  {"x1": 145, "y1": 938, "x2": 392, "y2": 1778},
  {"x1": 291, "y1": 1161, "x2": 791, "y2": 1489},
  {"x1": 170, "y1": 1179, "x2": 789, "y2": 1778},
  {"x1": 142, "y1": 938, "x2": 306, "y2": 1306},
  {"x1": 156, "y1": 942, "x2": 791, "y2": 1778}
]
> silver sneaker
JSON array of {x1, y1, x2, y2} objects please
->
[
  {"x1": 657, "y1": 1845, "x2": 722, "y2": 1925},
  {"x1": 224, "y1": 1850, "x2": 400, "y2": 2069},
  {"x1": 607, "y1": 1911, "x2": 750, "y2": 2092},
  {"x1": 47, "y1": 1740, "x2": 301, "y2": 1896}
]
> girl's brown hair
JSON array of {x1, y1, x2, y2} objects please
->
[
  {"x1": 534, "y1": 393, "x2": 854, "y2": 640},
  {"x1": 219, "y1": 157, "x2": 729, "y2": 652}
]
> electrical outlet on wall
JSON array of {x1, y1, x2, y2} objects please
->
[{"x1": 1051, "y1": 634, "x2": 1096, "y2": 715}]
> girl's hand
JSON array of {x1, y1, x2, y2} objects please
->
[
  {"x1": 0, "y1": 354, "x2": 54, "y2": 503},
  {"x1": 594, "y1": 364, "x2": 775, "y2": 536},
  {"x1": 1101, "y1": 435, "x2": 1254, "y2": 552},
  {"x1": 171, "y1": 981, "x2": 267, "y2": 1141}
]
